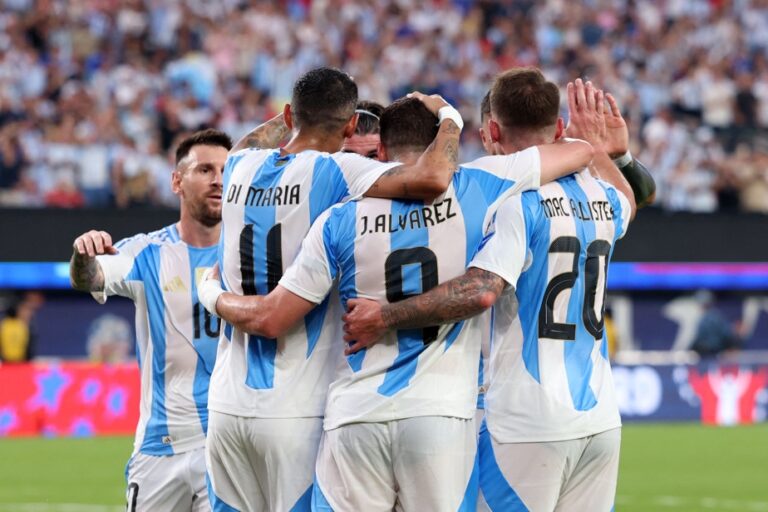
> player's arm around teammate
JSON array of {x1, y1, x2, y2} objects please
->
[{"x1": 341, "y1": 77, "x2": 650, "y2": 352}]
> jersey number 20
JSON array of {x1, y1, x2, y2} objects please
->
[{"x1": 538, "y1": 236, "x2": 611, "y2": 341}]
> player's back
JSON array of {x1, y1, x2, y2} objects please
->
[
  {"x1": 317, "y1": 169, "x2": 508, "y2": 430},
  {"x1": 484, "y1": 170, "x2": 632, "y2": 443},
  {"x1": 211, "y1": 147, "x2": 395, "y2": 418},
  {"x1": 97, "y1": 224, "x2": 219, "y2": 456}
]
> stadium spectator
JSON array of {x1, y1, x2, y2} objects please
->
[
  {"x1": 1, "y1": 0, "x2": 767, "y2": 213},
  {"x1": 690, "y1": 291, "x2": 744, "y2": 358},
  {"x1": 0, "y1": 306, "x2": 31, "y2": 363}
]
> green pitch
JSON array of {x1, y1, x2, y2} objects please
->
[{"x1": 0, "y1": 424, "x2": 766, "y2": 512}]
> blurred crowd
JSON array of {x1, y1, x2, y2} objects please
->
[{"x1": 1, "y1": 0, "x2": 767, "y2": 213}]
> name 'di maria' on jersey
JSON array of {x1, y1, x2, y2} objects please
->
[
  {"x1": 359, "y1": 198, "x2": 457, "y2": 235},
  {"x1": 226, "y1": 183, "x2": 302, "y2": 207}
]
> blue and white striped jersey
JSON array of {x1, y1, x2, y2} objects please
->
[
  {"x1": 279, "y1": 148, "x2": 541, "y2": 430},
  {"x1": 94, "y1": 224, "x2": 219, "y2": 456},
  {"x1": 210, "y1": 148, "x2": 399, "y2": 418},
  {"x1": 471, "y1": 170, "x2": 632, "y2": 442}
]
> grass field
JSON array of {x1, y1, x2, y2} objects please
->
[{"x1": 0, "y1": 423, "x2": 766, "y2": 512}]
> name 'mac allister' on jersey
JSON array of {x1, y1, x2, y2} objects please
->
[
  {"x1": 279, "y1": 148, "x2": 542, "y2": 431},
  {"x1": 470, "y1": 169, "x2": 632, "y2": 443},
  {"x1": 211, "y1": 148, "x2": 399, "y2": 419},
  {"x1": 94, "y1": 224, "x2": 219, "y2": 456}
]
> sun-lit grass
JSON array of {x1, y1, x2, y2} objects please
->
[{"x1": 0, "y1": 424, "x2": 766, "y2": 511}]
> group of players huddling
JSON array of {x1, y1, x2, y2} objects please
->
[{"x1": 70, "y1": 66, "x2": 655, "y2": 512}]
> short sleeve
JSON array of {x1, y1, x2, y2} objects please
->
[
  {"x1": 93, "y1": 234, "x2": 150, "y2": 303},
  {"x1": 331, "y1": 152, "x2": 400, "y2": 200},
  {"x1": 461, "y1": 146, "x2": 541, "y2": 196},
  {"x1": 469, "y1": 195, "x2": 530, "y2": 289},
  {"x1": 608, "y1": 186, "x2": 632, "y2": 241},
  {"x1": 279, "y1": 210, "x2": 337, "y2": 304}
]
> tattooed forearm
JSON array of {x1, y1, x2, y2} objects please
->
[
  {"x1": 231, "y1": 114, "x2": 290, "y2": 152},
  {"x1": 381, "y1": 268, "x2": 506, "y2": 329},
  {"x1": 443, "y1": 139, "x2": 459, "y2": 169},
  {"x1": 70, "y1": 252, "x2": 105, "y2": 292}
]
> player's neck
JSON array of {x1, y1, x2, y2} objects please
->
[
  {"x1": 499, "y1": 129, "x2": 552, "y2": 154},
  {"x1": 176, "y1": 214, "x2": 220, "y2": 248},
  {"x1": 282, "y1": 130, "x2": 345, "y2": 154}
]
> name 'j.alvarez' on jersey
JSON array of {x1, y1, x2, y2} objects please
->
[{"x1": 278, "y1": 148, "x2": 543, "y2": 430}]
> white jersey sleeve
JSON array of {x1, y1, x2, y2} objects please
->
[
  {"x1": 331, "y1": 152, "x2": 400, "y2": 200},
  {"x1": 604, "y1": 184, "x2": 632, "y2": 240},
  {"x1": 470, "y1": 195, "x2": 532, "y2": 289},
  {"x1": 461, "y1": 146, "x2": 541, "y2": 195},
  {"x1": 93, "y1": 234, "x2": 151, "y2": 303},
  {"x1": 279, "y1": 209, "x2": 336, "y2": 305}
]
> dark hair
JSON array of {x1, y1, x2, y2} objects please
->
[
  {"x1": 355, "y1": 100, "x2": 384, "y2": 135},
  {"x1": 480, "y1": 91, "x2": 491, "y2": 123},
  {"x1": 380, "y1": 97, "x2": 439, "y2": 155},
  {"x1": 291, "y1": 67, "x2": 358, "y2": 132},
  {"x1": 175, "y1": 129, "x2": 233, "y2": 166},
  {"x1": 490, "y1": 68, "x2": 559, "y2": 131}
]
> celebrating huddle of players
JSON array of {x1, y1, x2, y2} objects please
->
[{"x1": 70, "y1": 66, "x2": 655, "y2": 512}]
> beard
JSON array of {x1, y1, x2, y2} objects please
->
[{"x1": 188, "y1": 197, "x2": 222, "y2": 227}]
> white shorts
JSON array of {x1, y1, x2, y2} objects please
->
[
  {"x1": 314, "y1": 416, "x2": 478, "y2": 512},
  {"x1": 205, "y1": 411, "x2": 322, "y2": 511},
  {"x1": 125, "y1": 447, "x2": 209, "y2": 512},
  {"x1": 478, "y1": 424, "x2": 621, "y2": 512}
]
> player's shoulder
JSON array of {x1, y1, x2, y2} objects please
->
[
  {"x1": 576, "y1": 170, "x2": 627, "y2": 205},
  {"x1": 145, "y1": 224, "x2": 181, "y2": 246}
]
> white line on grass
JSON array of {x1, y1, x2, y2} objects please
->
[
  {"x1": 0, "y1": 504, "x2": 123, "y2": 512},
  {"x1": 618, "y1": 495, "x2": 768, "y2": 511}
]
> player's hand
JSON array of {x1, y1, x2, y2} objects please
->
[
  {"x1": 73, "y1": 230, "x2": 118, "y2": 258},
  {"x1": 565, "y1": 79, "x2": 607, "y2": 150},
  {"x1": 603, "y1": 93, "x2": 630, "y2": 158},
  {"x1": 342, "y1": 298, "x2": 387, "y2": 355},
  {"x1": 201, "y1": 263, "x2": 220, "y2": 283},
  {"x1": 407, "y1": 91, "x2": 449, "y2": 116}
]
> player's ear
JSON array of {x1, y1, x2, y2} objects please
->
[
  {"x1": 171, "y1": 169, "x2": 183, "y2": 196},
  {"x1": 489, "y1": 119, "x2": 502, "y2": 143},
  {"x1": 554, "y1": 117, "x2": 565, "y2": 140},
  {"x1": 343, "y1": 114, "x2": 359, "y2": 139},
  {"x1": 377, "y1": 142, "x2": 388, "y2": 162},
  {"x1": 283, "y1": 104, "x2": 293, "y2": 130}
]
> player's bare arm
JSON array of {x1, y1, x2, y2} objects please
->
[
  {"x1": 230, "y1": 113, "x2": 290, "y2": 153},
  {"x1": 566, "y1": 79, "x2": 637, "y2": 218},
  {"x1": 198, "y1": 266, "x2": 315, "y2": 339},
  {"x1": 365, "y1": 92, "x2": 460, "y2": 201},
  {"x1": 343, "y1": 267, "x2": 506, "y2": 354},
  {"x1": 69, "y1": 230, "x2": 116, "y2": 292},
  {"x1": 536, "y1": 137, "x2": 595, "y2": 184}
]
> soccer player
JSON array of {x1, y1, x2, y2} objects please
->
[
  {"x1": 68, "y1": 122, "x2": 287, "y2": 512},
  {"x1": 342, "y1": 71, "x2": 655, "y2": 511},
  {"x1": 202, "y1": 67, "x2": 467, "y2": 512},
  {"x1": 69, "y1": 129, "x2": 231, "y2": 512},
  {"x1": 341, "y1": 100, "x2": 384, "y2": 158},
  {"x1": 198, "y1": 94, "x2": 594, "y2": 510}
]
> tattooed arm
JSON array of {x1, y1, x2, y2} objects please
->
[
  {"x1": 342, "y1": 268, "x2": 506, "y2": 354},
  {"x1": 364, "y1": 92, "x2": 460, "y2": 201},
  {"x1": 230, "y1": 113, "x2": 290, "y2": 153},
  {"x1": 70, "y1": 230, "x2": 113, "y2": 291}
]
